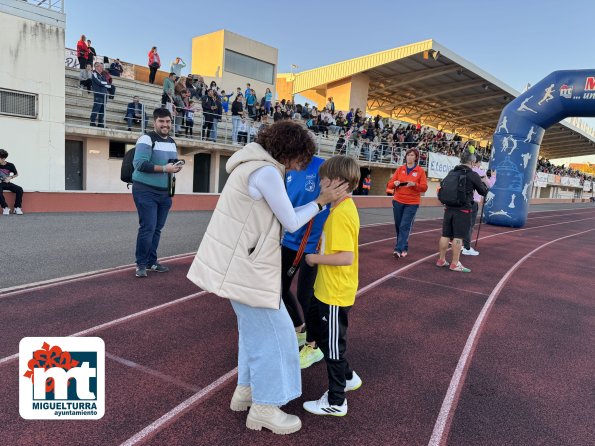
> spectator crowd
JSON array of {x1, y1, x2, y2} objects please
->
[{"x1": 71, "y1": 36, "x2": 595, "y2": 184}]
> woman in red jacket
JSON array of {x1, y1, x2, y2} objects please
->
[
  {"x1": 386, "y1": 148, "x2": 428, "y2": 258},
  {"x1": 148, "y1": 46, "x2": 161, "y2": 84},
  {"x1": 76, "y1": 35, "x2": 89, "y2": 70}
]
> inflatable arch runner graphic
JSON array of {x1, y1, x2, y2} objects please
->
[{"x1": 485, "y1": 70, "x2": 595, "y2": 227}]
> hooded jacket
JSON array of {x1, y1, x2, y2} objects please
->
[{"x1": 187, "y1": 143, "x2": 285, "y2": 309}]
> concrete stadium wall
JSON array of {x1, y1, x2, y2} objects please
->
[
  {"x1": 0, "y1": 6, "x2": 65, "y2": 191},
  {"x1": 1, "y1": 191, "x2": 590, "y2": 214}
]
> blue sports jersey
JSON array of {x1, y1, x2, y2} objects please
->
[{"x1": 282, "y1": 156, "x2": 329, "y2": 253}]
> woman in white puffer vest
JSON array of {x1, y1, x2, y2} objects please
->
[{"x1": 187, "y1": 121, "x2": 349, "y2": 435}]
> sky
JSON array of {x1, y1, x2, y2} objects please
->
[{"x1": 63, "y1": 0, "x2": 595, "y2": 164}]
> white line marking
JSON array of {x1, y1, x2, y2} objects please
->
[
  {"x1": 0, "y1": 252, "x2": 196, "y2": 296},
  {"x1": 427, "y1": 228, "x2": 595, "y2": 446},
  {"x1": 106, "y1": 352, "x2": 201, "y2": 393},
  {"x1": 359, "y1": 228, "x2": 441, "y2": 247},
  {"x1": 119, "y1": 368, "x2": 238, "y2": 446},
  {"x1": 398, "y1": 276, "x2": 489, "y2": 297},
  {"x1": 118, "y1": 215, "x2": 595, "y2": 445},
  {"x1": 0, "y1": 290, "x2": 209, "y2": 366},
  {"x1": 3, "y1": 207, "x2": 589, "y2": 296}
]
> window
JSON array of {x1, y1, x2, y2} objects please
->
[
  {"x1": 109, "y1": 141, "x2": 134, "y2": 159},
  {"x1": 224, "y1": 50, "x2": 275, "y2": 84},
  {"x1": 0, "y1": 88, "x2": 38, "y2": 119}
]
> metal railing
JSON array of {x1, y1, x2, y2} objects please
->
[
  {"x1": 24, "y1": 0, "x2": 64, "y2": 12},
  {"x1": 66, "y1": 84, "x2": 499, "y2": 170}
]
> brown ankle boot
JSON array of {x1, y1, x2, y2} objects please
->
[
  {"x1": 230, "y1": 385, "x2": 252, "y2": 411},
  {"x1": 246, "y1": 404, "x2": 302, "y2": 435}
]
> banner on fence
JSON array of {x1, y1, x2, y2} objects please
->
[
  {"x1": 583, "y1": 181, "x2": 592, "y2": 192},
  {"x1": 535, "y1": 172, "x2": 548, "y2": 188},
  {"x1": 570, "y1": 177, "x2": 581, "y2": 188},
  {"x1": 65, "y1": 48, "x2": 135, "y2": 79},
  {"x1": 428, "y1": 153, "x2": 459, "y2": 179}
]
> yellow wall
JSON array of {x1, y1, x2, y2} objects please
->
[
  {"x1": 327, "y1": 78, "x2": 352, "y2": 111},
  {"x1": 192, "y1": 30, "x2": 224, "y2": 77},
  {"x1": 276, "y1": 75, "x2": 293, "y2": 101}
]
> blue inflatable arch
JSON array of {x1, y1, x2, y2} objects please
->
[{"x1": 485, "y1": 70, "x2": 595, "y2": 227}]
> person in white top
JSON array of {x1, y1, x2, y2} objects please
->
[{"x1": 188, "y1": 121, "x2": 349, "y2": 435}]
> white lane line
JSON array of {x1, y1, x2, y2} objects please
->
[
  {"x1": 427, "y1": 228, "x2": 595, "y2": 446},
  {"x1": 0, "y1": 290, "x2": 209, "y2": 366},
  {"x1": 397, "y1": 276, "x2": 489, "y2": 297},
  {"x1": 119, "y1": 368, "x2": 238, "y2": 446},
  {"x1": 3, "y1": 214, "x2": 594, "y2": 370},
  {"x1": 0, "y1": 252, "x2": 196, "y2": 297},
  {"x1": 356, "y1": 216, "x2": 595, "y2": 297},
  {"x1": 118, "y1": 216, "x2": 595, "y2": 445},
  {"x1": 359, "y1": 228, "x2": 441, "y2": 248},
  {"x1": 3, "y1": 207, "x2": 589, "y2": 297},
  {"x1": 106, "y1": 353, "x2": 201, "y2": 393}
]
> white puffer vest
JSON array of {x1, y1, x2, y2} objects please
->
[{"x1": 187, "y1": 143, "x2": 285, "y2": 309}]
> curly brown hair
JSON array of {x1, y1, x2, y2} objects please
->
[{"x1": 255, "y1": 120, "x2": 315, "y2": 169}]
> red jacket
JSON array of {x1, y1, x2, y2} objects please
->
[
  {"x1": 148, "y1": 51, "x2": 161, "y2": 68},
  {"x1": 386, "y1": 164, "x2": 428, "y2": 205},
  {"x1": 77, "y1": 40, "x2": 89, "y2": 59}
]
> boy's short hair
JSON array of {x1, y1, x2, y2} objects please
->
[
  {"x1": 319, "y1": 155, "x2": 361, "y2": 191},
  {"x1": 0, "y1": 149, "x2": 8, "y2": 158}
]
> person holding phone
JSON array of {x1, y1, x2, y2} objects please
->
[
  {"x1": 386, "y1": 148, "x2": 428, "y2": 258},
  {"x1": 131, "y1": 108, "x2": 183, "y2": 278}
]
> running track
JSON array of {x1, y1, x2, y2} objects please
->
[{"x1": 1, "y1": 207, "x2": 594, "y2": 446}]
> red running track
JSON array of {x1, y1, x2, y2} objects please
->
[{"x1": 0, "y1": 208, "x2": 594, "y2": 446}]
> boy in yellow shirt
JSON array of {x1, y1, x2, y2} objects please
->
[{"x1": 303, "y1": 155, "x2": 362, "y2": 417}]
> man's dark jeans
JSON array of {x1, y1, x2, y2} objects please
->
[
  {"x1": 90, "y1": 93, "x2": 106, "y2": 127},
  {"x1": 132, "y1": 185, "x2": 172, "y2": 268}
]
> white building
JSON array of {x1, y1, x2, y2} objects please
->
[{"x1": 0, "y1": 0, "x2": 65, "y2": 191}]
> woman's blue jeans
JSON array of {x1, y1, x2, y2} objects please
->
[
  {"x1": 392, "y1": 201, "x2": 419, "y2": 253},
  {"x1": 231, "y1": 300, "x2": 301, "y2": 406}
]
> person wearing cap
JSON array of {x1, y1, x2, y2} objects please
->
[{"x1": 386, "y1": 147, "x2": 428, "y2": 258}]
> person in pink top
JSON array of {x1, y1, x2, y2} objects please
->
[
  {"x1": 148, "y1": 46, "x2": 161, "y2": 84},
  {"x1": 462, "y1": 159, "x2": 496, "y2": 256}
]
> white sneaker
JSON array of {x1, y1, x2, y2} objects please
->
[
  {"x1": 462, "y1": 247, "x2": 479, "y2": 256},
  {"x1": 2, "y1": 208, "x2": 9, "y2": 215},
  {"x1": 303, "y1": 391, "x2": 347, "y2": 416},
  {"x1": 14, "y1": 207, "x2": 23, "y2": 215},
  {"x1": 345, "y1": 371, "x2": 362, "y2": 392}
]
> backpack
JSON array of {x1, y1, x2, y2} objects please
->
[
  {"x1": 121, "y1": 132, "x2": 157, "y2": 185},
  {"x1": 438, "y1": 168, "x2": 468, "y2": 207}
]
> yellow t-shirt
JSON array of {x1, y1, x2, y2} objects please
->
[{"x1": 314, "y1": 198, "x2": 360, "y2": 307}]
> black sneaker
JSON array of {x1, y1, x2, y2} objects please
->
[
  {"x1": 149, "y1": 263, "x2": 169, "y2": 273},
  {"x1": 135, "y1": 266, "x2": 147, "y2": 278}
]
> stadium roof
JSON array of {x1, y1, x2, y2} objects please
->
[{"x1": 285, "y1": 39, "x2": 595, "y2": 159}]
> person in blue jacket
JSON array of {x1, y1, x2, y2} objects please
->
[
  {"x1": 282, "y1": 156, "x2": 330, "y2": 369},
  {"x1": 90, "y1": 62, "x2": 109, "y2": 127}
]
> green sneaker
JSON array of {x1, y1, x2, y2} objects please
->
[
  {"x1": 299, "y1": 344, "x2": 324, "y2": 369},
  {"x1": 296, "y1": 330, "x2": 307, "y2": 347}
]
